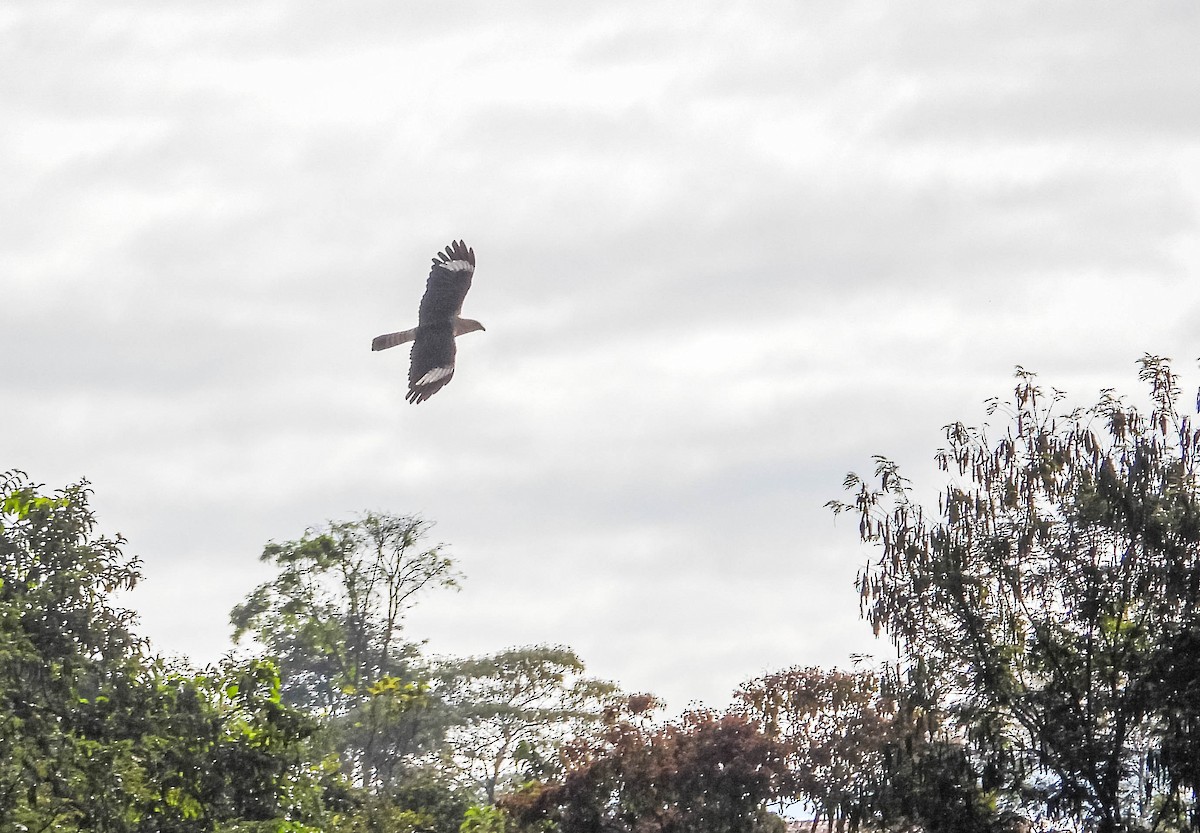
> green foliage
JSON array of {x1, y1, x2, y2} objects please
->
[
  {"x1": 829, "y1": 357, "x2": 1200, "y2": 832},
  {"x1": 319, "y1": 766, "x2": 473, "y2": 833},
  {"x1": 229, "y1": 516, "x2": 624, "y2": 821},
  {"x1": 231, "y1": 513, "x2": 458, "y2": 712},
  {"x1": 231, "y1": 512, "x2": 460, "y2": 791},
  {"x1": 0, "y1": 471, "x2": 331, "y2": 832},
  {"x1": 0, "y1": 470, "x2": 145, "y2": 829},
  {"x1": 323, "y1": 794, "x2": 430, "y2": 833},
  {"x1": 3, "y1": 474, "x2": 813, "y2": 833},
  {"x1": 439, "y1": 645, "x2": 622, "y2": 802},
  {"x1": 460, "y1": 803, "x2": 509, "y2": 833}
]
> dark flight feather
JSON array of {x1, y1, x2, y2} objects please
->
[{"x1": 371, "y1": 240, "x2": 484, "y2": 404}]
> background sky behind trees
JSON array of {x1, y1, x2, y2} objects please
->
[{"x1": 3, "y1": 1, "x2": 1199, "y2": 710}]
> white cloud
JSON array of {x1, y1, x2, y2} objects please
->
[{"x1": 3, "y1": 0, "x2": 1199, "y2": 709}]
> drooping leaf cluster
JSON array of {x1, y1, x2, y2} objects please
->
[{"x1": 829, "y1": 356, "x2": 1200, "y2": 832}]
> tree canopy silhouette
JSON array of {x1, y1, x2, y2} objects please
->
[{"x1": 830, "y1": 356, "x2": 1200, "y2": 832}]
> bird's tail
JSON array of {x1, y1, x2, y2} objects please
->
[{"x1": 371, "y1": 328, "x2": 417, "y2": 351}]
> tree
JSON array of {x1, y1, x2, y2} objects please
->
[
  {"x1": 736, "y1": 666, "x2": 896, "y2": 830},
  {"x1": 158, "y1": 657, "x2": 328, "y2": 830},
  {"x1": 501, "y1": 696, "x2": 786, "y2": 833},
  {"x1": 0, "y1": 470, "x2": 145, "y2": 829},
  {"x1": 231, "y1": 513, "x2": 459, "y2": 712},
  {"x1": 0, "y1": 471, "x2": 328, "y2": 832},
  {"x1": 829, "y1": 357, "x2": 1200, "y2": 832},
  {"x1": 459, "y1": 803, "x2": 510, "y2": 833},
  {"x1": 438, "y1": 645, "x2": 621, "y2": 803},
  {"x1": 736, "y1": 665, "x2": 1005, "y2": 833},
  {"x1": 231, "y1": 512, "x2": 460, "y2": 791}
]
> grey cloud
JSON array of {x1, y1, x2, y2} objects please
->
[
  {"x1": 874, "y1": 3, "x2": 1200, "y2": 141},
  {"x1": 4, "y1": 1, "x2": 1199, "y2": 712}
]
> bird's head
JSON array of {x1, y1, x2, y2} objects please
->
[{"x1": 455, "y1": 318, "x2": 486, "y2": 336}]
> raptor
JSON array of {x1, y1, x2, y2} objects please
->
[{"x1": 371, "y1": 240, "x2": 484, "y2": 403}]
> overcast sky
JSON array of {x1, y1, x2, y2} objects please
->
[{"x1": 4, "y1": 1, "x2": 1199, "y2": 710}]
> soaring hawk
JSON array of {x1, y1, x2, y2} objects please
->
[{"x1": 371, "y1": 240, "x2": 485, "y2": 403}]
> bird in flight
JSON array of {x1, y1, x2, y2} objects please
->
[{"x1": 371, "y1": 240, "x2": 485, "y2": 403}]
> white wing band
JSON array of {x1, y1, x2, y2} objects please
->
[{"x1": 415, "y1": 366, "x2": 454, "y2": 386}]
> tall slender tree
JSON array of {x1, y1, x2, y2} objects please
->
[{"x1": 231, "y1": 513, "x2": 460, "y2": 790}]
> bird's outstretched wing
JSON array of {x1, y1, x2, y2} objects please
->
[
  {"x1": 417, "y1": 240, "x2": 475, "y2": 324},
  {"x1": 406, "y1": 240, "x2": 476, "y2": 403}
]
